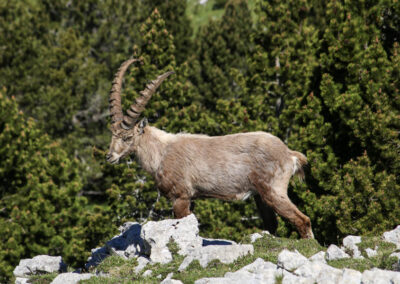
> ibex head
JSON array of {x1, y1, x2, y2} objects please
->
[{"x1": 106, "y1": 58, "x2": 174, "y2": 164}]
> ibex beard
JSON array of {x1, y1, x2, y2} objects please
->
[{"x1": 107, "y1": 58, "x2": 314, "y2": 239}]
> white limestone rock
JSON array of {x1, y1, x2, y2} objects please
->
[
  {"x1": 238, "y1": 257, "x2": 289, "y2": 278},
  {"x1": 326, "y1": 244, "x2": 350, "y2": 261},
  {"x1": 178, "y1": 244, "x2": 254, "y2": 271},
  {"x1": 85, "y1": 246, "x2": 108, "y2": 269},
  {"x1": 142, "y1": 269, "x2": 152, "y2": 277},
  {"x1": 13, "y1": 255, "x2": 66, "y2": 277},
  {"x1": 250, "y1": 233, "x2": 263, "y2": 243},
  {"x1": 161, "y1": 272, "x2": 183, "y2": 284},
  {"x1": 224, "y1": 270, "x2": 276, "y2": 284},
  {"x1": 15, "y1": 278, "x2": 29, "y2": 284},
  {"x1": 361, "y1": 268, "x2": 400, "y2": 284},
  {"x1": 160, "y1": 280, "x2": 183, "y2": 284},
  {"x1": 365, "y1": 247, "x2": 378, "y2": 258},
  {"x1": 342, "y1": 235, "x2": 363, "y2": 259},
  {"x1": 282, "y1": 274, "x2": 314, "y2": 284},
  {"x1": 277, "y1": 249, "x2": 309, "y2": 271},
  {"x1": 86, "y1": 221, "x2": 143, "y2": 269},
  {"x1": 384, "y1": 225, "x2": 400, "y2": 249},
  {"x1": 339, "y1": 268, "x2": 362, "y2": 284},
  {"x1": 141, "y1": 214, "x2": 202, "y2": 264},
  {"x1": 50, "y1": 273, "x2": 94, "y2": 284},
  {"x1": 238, "y1": 258, "x2": 277, "y2": 273},
  {"x1": 309, "y1": 251, "x2": 326, "y2": 263},
  {"x1": 391, "y1": 252, "x2": 400, "y2": 271},
  {"x1": 106, "y1": 221, "x2": 143, "y2": 258},
  {"x1": 195, "y1": 278, "x2": 235, "y2": 284},
  {"x1": 134, "y1": 256, "x2": 150, "y2": 273},
  {"x1": 391, "y1": 252, "x2": 400, "y2": 259},
  {"x1": 194, "y1": 259, "x2": 281, "y2": 284},
  {"x1": 294, "y1": 260, "x2": 342, "y2": 283}
]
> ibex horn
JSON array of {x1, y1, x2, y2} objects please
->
[
  {"x1": 109, "y1": 58, "x2": 140, "y2": 127},
  {"x1": 121, "y1": 70, "x2": 175, "y2": 130}
]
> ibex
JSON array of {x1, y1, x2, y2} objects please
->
[{"x1": 106, "y1": 58, "x2": 314, "y2": 239}]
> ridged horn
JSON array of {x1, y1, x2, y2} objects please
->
[
  {"x1": 121, "y1": 70, "x2": 175, "y2": 130},
  {"x1": 109, "y1": 58, "x2": 140, "y2": 128}
]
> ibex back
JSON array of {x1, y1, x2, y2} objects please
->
[{"x1": 107, "y1": 59, "x2": 314, "y2": 239}]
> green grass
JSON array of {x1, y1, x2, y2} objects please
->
[
  {"x1": 25, "y1": 273, "x2": 58, "y2": 284},
  {"x1": 80, "y1": 234, "x2": 324, "y2": 284},
  {"x1": 327, "y1": 236, "x2": 399, "y2": 272},
  {"x1": 19, "y1": 234, "x2": 400, "y2": 284}
]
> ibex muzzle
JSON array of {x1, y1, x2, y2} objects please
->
[{"x1": 106, "y1": 58, "x2": 314, "y2": 239}]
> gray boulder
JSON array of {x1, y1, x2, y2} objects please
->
[
  {"x1": 361, "y1": 268, "x2": 400, "y2": 284},
  {"x1": 161, "y1": 279, "x2": 183, "y2": 284},
  {"x1": 342, "y1": 235, "x2": 363, "y2": 259},
  {"x1": 105, "y1": 221, "x2": 143, "y2": 258},
  {"x1": 160, "y1": 272, "x2": 183, "y2": 284},
  {"x1": 142, "y1": 269, "x2": 153, "y2": 277},
  {"x1": 86, "y1": 221, "x2": 143, "y2": 269},
  {"x1": 340, "y1": 268, "x2": 362, "y2": 283},
  {"x1": 249, "y1": 231, "x2": 270, "y2": 243},
  {"x1": 250, "y1": 233, "x2": 263, "y2": 243},
  {"x1": 178, "y1": 244, "x2": 254, "y2": 271},
  {"x1": 195, "y1": 258, "x2": 283, "y2": 284},
  {"x1": 13, "y1": 255, "x2": 66, "y2": 277},
  {"x1": 294, "y1": 261, "x2": 342, "y2": 283},
  {"x1": 282, "y1": 274, "x2": 314, "y2": 284},
  {"x1": 326, "y1": 244, "x2": 350, "y2": 261},
  {"x1": 277, "y1": 249, "x2": 309, "y2": 271},
  {"x1": 383, "y1": 225, "x2": 400, "y2": 249},
  {"x1": 134, "y1": 256, "x2": 150, "y2": 273},
  {"x1": 309, "y1": 251, "x2": 326, "y2": 263},
  {"x1": 15, "y1": 278, "x2": 29, "y2": 284},
  {"x1": 50, "y1": 272, "x2": 94, "y2": 284},
  {"x1": 141, "y1": 214, "x2": 202, "y2": 264},
  {"x1": 365, "y1": 247, "x2": 378, "y2": 258}
]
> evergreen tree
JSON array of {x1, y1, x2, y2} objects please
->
[
  {"x1": 144, "y1": 0, "x2": 193, "y2": 64},
  {"x1": 0, "y1": 92, "x2": 114, "y2": 281},
  {"x1": 252, "y1": 0, "x2": 400, "y2": 242},
  {"x1": 0, "y1": 0, "x2": 105, "y2": 137},
  {"x1": 191, "y1": 0, "x2": 253, "y2": 112}
]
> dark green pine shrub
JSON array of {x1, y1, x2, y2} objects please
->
[
  {"x1": 0, "y1": 93, "x2": 114, "y2": 281},
  {"x1": 251, "y1": 0, "x2": 400, "y2": 243}
]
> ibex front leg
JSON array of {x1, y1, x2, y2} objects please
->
[{"x1": 173, "y1": 197, "x2": 191, "y2": 218}]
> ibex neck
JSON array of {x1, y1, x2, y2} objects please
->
[{"x1": 135, "y1": 126, "x2": 175, "y2": 175}]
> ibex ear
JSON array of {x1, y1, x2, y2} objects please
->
[{"x1": 138, "y1": 118, "x2": 148, "y2": 135}]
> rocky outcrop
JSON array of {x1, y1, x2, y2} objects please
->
[
  {"x1": 326, "y1": 244, "x2": 350, "y2": 261},
  {"x1": 84, "y1": 213, "x2": 254, "y2": 273},
  {"x1": 195, "y1": 248, "x2": 400, "y2": 284},
  {"x1": 383, "y1": 225, "x2": 400, "y2": 249},
  {"x1": 140, "y1": 214, "x2": 203, "y2": 263},
  {"x1": 178, "y1": 244, "x2": 254, "y2": 271},
  {"x1": 13, "y1": 216, "x2": 400, "y2": 284},
  {"x1": 86, "y1": 221, "x2": 143, "y2": 269},
  {"x1": 13, "y1": 255, "x2": 66, "y2": 277},
  {"x1": 342, "y1": 235, "x2": 363, "y2": 259},
  {"x1": 50, "y1": 272, "x2": 94, "y2": 284},
  {"x1": 195, "y1": 258, "x2": 288, "y2": 284}
]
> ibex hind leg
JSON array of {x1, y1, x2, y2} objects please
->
[
  {"x1": 249, "y1": 172, "x2": 314, "y2": 239},
  {"x1": 254, "y1": 195, "x2": 278, "y2": 235},
  {"x1": 173, "y1": 198, "x2": 191, "y2": 218}
]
